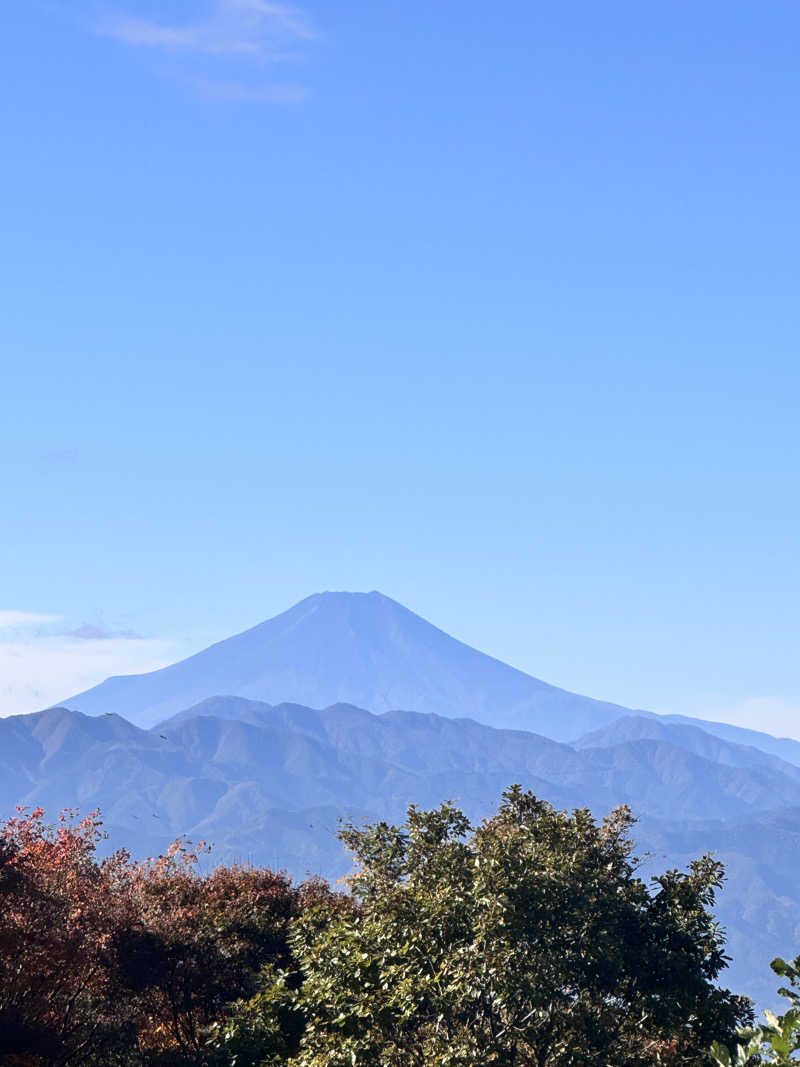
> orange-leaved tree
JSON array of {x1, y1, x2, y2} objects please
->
[
  {"x1": 0, "y1": 807, "x2": 139, "y2": 1066},
  {"x1": 119, "y1": 844, "x2": 336, "y2": 1062},
  {"x1": 0, "y1": 808, "x2": 343, "y2": 1066}
]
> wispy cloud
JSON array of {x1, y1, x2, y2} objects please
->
[
  {"x1": 0, "y1": 610, "x2": 61, "y2": 630},
  {"x1": 102, "y1": 16, "x2": 259, "y2": 55},
  {"x1": 0, "y1": 609, "x2": 182, "y2": 717},
  {"x1": 98, "y1": 0, "x2": 316, "y2": 57},
  {"x1": 68, "y1": 623, "x2": 143, "y2": 641},
  {"x1": 93, "y1": 0, "x2": 318, "y2": 103}
]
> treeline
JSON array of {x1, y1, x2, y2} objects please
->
[{"x1": 1, "y1": 788, "x2": 797, "y2": 1066}]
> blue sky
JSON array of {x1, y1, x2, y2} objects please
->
[{"x1": 2, "y1": 0, "x2": 799, "y2": 734}]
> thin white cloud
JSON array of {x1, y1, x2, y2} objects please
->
[
  {"x1": 0, "y1": 631, "x2": 180, "y2": 718},
  {"x1": 102, "y1": 17, "x2": 260, "y2": 55},
  {"x1": 247, "y1": 0, "x2": 315, "y2": 39},
  {"x1": 68, "y1": 623, "x2": 143, "y2": 641},
  {"x1": 99, "y1": 0, "x2": 315, "y2": 57},
  {"x1": 0, "y1": 609, "x2": 184, "y2": 717},
  {"x1": 0, "y1": 610, "x2": 61, "y2": 630}
]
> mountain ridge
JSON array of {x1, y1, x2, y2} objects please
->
[
  {"x1": 61, "y1": 591, "x2": 636, "y2": 738},
  {"x1": 3, "y1": 697, "x2": 800, "y2": 1006}
]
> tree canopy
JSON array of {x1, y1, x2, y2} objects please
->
[
  {"x1": 0, "y1": 808, "x2": 340, "y2": 1066},
  {"x1": 712, "y1": 956, "x2": 800, "y2": 1066},
  {"x1": 0, "y1": 792, "x2": 753, "y2": 1066},
  {"x1": 291, "y1": 787, "x2": 750, "y2": 1066}
]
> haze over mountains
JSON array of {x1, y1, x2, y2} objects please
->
[
  {"x1": 62, "y1": 590, "x2": 800, "y2": 765},
  {"x1": 63, "y1": 591, "x2": 634, "y2": 738},
  {"x1": 4, "y1": 589, "x2": 797, "y2": 1004},
  {"x1": 3, "y1": 697, "x2": 800, "y2": 1005}
]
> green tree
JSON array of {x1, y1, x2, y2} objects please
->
[
  {"x1": 711, "y1": 956, "x2": 800, "y2": 1066},
  {"x1": 292, "y1": 787, "x2": 750, "y2": 1066}
]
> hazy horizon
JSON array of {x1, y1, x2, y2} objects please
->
[{"x1": 1, "y1": 589, "x2": 797, "y2": 742}]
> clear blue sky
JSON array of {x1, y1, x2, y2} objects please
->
[{"x1": 2, "y1": 0, "x2": 799, "y2": 733}]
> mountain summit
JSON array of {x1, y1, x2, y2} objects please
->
[{"x1": 62, "y1": 591, "x2": 632, "y2": 736}]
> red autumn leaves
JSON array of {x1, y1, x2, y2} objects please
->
[{"x1": 0, "y1": 808, "x2": 337, "y2": 1066}]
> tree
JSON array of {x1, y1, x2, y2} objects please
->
[
  {"x1": 0, "y1": 807, "x2": 140, "y2": 1067},
  {"x1": 0, "y1": 807, "x2": 341, "y2": 1066},
  {"x1": 292, "y1": 788, "x2": 751, "y2": 1066},
  {"x1": 711, "y1": 956, "x2": 800, "y2": 1066},
  {"x1": 121, "y1": 846, "x2": 332, "y2": 1065}
]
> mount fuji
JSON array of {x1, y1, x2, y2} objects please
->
[{"x1": 62, "y1": 591, "x2": 633, "y2": 738}]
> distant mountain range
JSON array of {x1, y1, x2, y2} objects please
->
[
  {"x1": 2, "y1": 697, "x2": 800, "y2": 1006},
  {"x1": 61, "y1": 591, "x2": 635, "y2": 737},
  {"x1": 2, "y1": 589, "x2": 794, "y2": 1005},
  {"x1": 61, "y1": 591, "x2": 800, "y2": 766}
]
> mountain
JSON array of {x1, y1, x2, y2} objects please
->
[
  {"x1": 61, "y1": 591, "x2": 634, "y2": 738},
  {"x1": 11, "y1": 700, "x2": 800, "y2": 832},
  {"x1": 575, "y1": 715, "x2": 800, "y2": 779},
  {"x1": 655, "y1": 714, "x2": 800, "y2": 768},
  {"x1": 40, "y1": 589, "x2": 800, "y2": 1004},
  {"x1": 4, "y1": 698, "x2": 800, "y2": 1005}
]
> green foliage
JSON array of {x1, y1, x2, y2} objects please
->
[
  {"x1": 205, "y1": 968, "x2": 303, "y2": 1066},
  {"x1": 291, "y1": 787, "x2": 750, "y2": 1066},
  {"x1": 711, "y1": 958, "x2": 800, "y2": 1065},
  {"x1": 0, "y1": 795, "x2": 758, "y2": 1066}
]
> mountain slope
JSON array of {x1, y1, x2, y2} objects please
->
[
  {"x1": 656, "y1": 714, "x2": 800, "y2": 768},
  {"x1": 61, "y1": 591, "x2": 633, "y2": 738},
  {"x1": 576, "y1": 715, "x2": 800, "y2": 780},
  {"x1": 5, "y1": 698, "x2": 800, "y2": 1007},
  {"x1": 10, "y1": 700, "x2": 800, "y2": 851}
]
